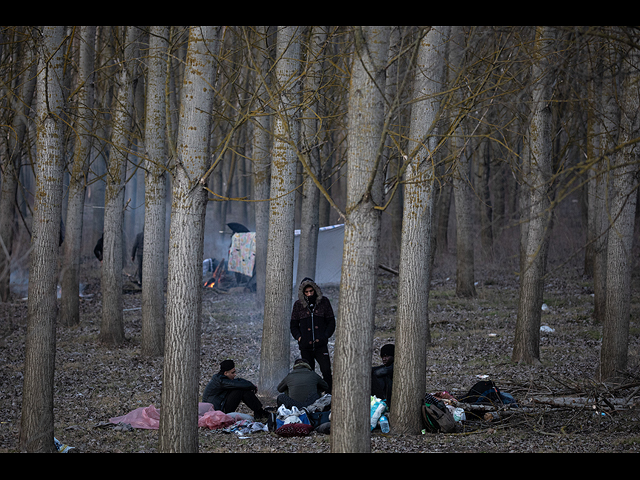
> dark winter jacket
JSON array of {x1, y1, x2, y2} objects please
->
[
  {"x1": 277, "y1": 361, "x2": 329, "y2": 401},
  {"x1": 202, "y1": 373, "x2": 256, "y2": 411},
  {"x1": 290, "y1": 278, "x2": 336, "y2": 351}
]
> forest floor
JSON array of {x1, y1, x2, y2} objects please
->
[{"x1": 1, "y1": 255, "x2": 640, "y2": 453}]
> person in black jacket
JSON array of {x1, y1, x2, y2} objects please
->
[
  {"x1": 131, "y1": 231, "x2": 144, "y2": 285},
  {"x1": 371, "y1": 343, "x2": 394, "y2": 402},
  {"x1": 202, "y1": 360, "x2": 269, "y2": 420},
  {"x1": 290, "y1": 278, "x2": 336, "y2": 393}
]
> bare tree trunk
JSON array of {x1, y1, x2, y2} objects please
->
[
  {"x1": 19, "y1": 26, "x2": 66, "y2": 453},
  {"x1": 330, "y1": 25, "x2": 390, "y2": 454},
  {"x1": 0, "y1": 28, "x2": 36, "y2": 301},
  {"x1": 512, "y1": 26, "x2": 554, "y2": 365},
  {"x1": 158, "y1": 26, "x2": 220, "y2": 454},
  {"x1": 392, "y1": 26, "x2": 447, "y2": 436},
  {"x1": 594, "y1": 40, "x2": 621, "y2": 324},
  {"x1": 449, "y1": 26, "x2": 476, "y2": 298},
  {"x1": 584, "y1": 38, "x2": 603, "y2": 277},
  {"x1": 141, "y1": 26, "x2": 169, "y2": 357},
  {"x1": 60, "y1": 25, "x2": 96, "y2": 327},
  {"x1": 296, "y1": 26, "x2": 327, "y2": 284},
  {"x1": 259, "y1": 26, "x2": 302, "y2": 394},
  {"x1": 100, "y1": 26, "x2": 139, "y2": 346},
  {"x1": 246, "y1": 26, "x2": 273, "y2": 310},
  {"x1": 598, "y1": 40, "x2": 639, "y2": 382}
]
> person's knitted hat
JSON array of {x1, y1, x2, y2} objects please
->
[
  {"x1": 380, "y1": 344, "x2": 395, "y2": 358},
  {"x1": 219, "y1": 359, "x2": 235, "y2": 374}
]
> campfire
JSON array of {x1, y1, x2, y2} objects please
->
[{"x1": 204, "y1": 259, "x2": 227, "y2": 289}]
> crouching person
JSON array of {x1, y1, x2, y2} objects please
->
[
  {"x1": 277, "y1": 359, "x2": 329, "y2": 409},
  {"x1": 202, "y1": 359, "x2": 270, "y2": 421}
]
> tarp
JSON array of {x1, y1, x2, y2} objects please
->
[
  {"x1": 228, "y1": 232, "x2": 256, "y2": 277},
  {"x1": 293, "y1": 224, "x2": 344, "y2": 286}
]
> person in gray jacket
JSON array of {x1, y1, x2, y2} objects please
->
[
  {"x1": 276, "y1": 359, "x2": 329, "y2": 409},
  {"x1": 202, "y1": 360, "x2": 269, "y2": 420}
]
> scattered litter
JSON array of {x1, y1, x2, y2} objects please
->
[
  {"x1": 476, "y1": 374, "x2": 489, "y2": 379},
  {"x1": 540, "y1": 325, "x2": 555, "y2": 333},
  {"x1": 541, "y1": 303, "x2": 549, "y2": 311},
  {"x1": 488, "y1": 333, "x2": 498, "y2": 337},
  {"x1": 54, "y1": 437, "x2": 74, "y2": 453}
]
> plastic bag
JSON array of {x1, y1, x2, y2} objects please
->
[
  {"x1": 370, "y1": 395, "x2": 387, "y2": 431},
  {"x1": 198, "y1": 410, "x2": 236, "y2": 430},
  {"x1": 109, "y1": 404, "x2": 161, "y2": 430},
  {"x1": 276, "y1": 405, "x2": 310, "y2": 429}
]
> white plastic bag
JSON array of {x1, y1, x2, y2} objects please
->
[{"x1": 370, "y1": 395, "x2": 387, "y2": 431}]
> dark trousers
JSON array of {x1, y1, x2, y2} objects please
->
[
  {"x1": 222, "y1": 388, "x2": 263, "y2": 415},
  {"x1": 300, "y1": 345, "x2": 332, "y2": 393}
]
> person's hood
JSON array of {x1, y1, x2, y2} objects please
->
[
  {"x1": 297, "y1": 278, "x2": 323, "y2": 304},
  {"x1": 292, "y1": 361, "x2": 312, "y2": 371}
]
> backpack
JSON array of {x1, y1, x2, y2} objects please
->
[{"x1": 421, "y1": 393, "x2": 456, "y2": 433}]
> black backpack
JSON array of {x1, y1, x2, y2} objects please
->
[{"x1": 421, "y1": 393, "x2": 456, "y2": 433}]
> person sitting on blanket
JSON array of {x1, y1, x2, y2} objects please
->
[
  {"x1": 276, "y1": 358, "x2": 329, "y2": 410},
  {"x1": 202, "y1": 360, "x2": 270, "y2": 421}
]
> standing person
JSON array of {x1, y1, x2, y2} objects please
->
[
  {"x1": 202, "y1": 360, "x2": 270, "y2": 420},
  {"x1": 276, "y1": 358, "x2": 329, "y2": 409},
  {"x1": 131, "y1": 231, "x2": 143, "y2": 284},
  {"x1": 94, "y1": 234, "x2": 103, "y2": 262},
  {"x1": 290, "y1": 278, "x2": 336, "y2": 392}
]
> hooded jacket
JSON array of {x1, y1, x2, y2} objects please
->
[
  {"x1": 290, "y1": 278, "x2": 335, "y2": 351},
  {"x1": 277, "y1": 361, "x2": 329, "y2": 401}
]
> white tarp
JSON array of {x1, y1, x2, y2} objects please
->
[{"x1": 293, "y1": 224, "x2": 344, "y2": 286}]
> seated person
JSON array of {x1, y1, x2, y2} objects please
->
[
  {"x1": 371, "y1": 344, "x2": 394, "y2": 403},
  {"x1": 202, "y1": 359, "x2": 269, "y2": 420},
  {"x1": 277, "y1": 359, "x2": 329, "y2": 410}
]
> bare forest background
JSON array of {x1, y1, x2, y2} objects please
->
[{"x1": 1, "y1": 26, "x2": 639, "y2": 453}]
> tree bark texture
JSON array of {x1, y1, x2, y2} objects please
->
[
  {"x1": 296, "y1": 26, "x2": 327, "y2": 284},
  {"x1": 331, "y1": 26, "x2": 390, "y2": 454},
  {"x1": 598, "y1": 40, "x2": 639, "y2": 381},
  {"x1": 20, "y1": 26, "x2": 65, "y2": 453},
  {"x1": 392, "y1": 26, "x2": 447, "y2": 435},
  {"x1": 449, "y1": 26, "x2": 477, "y2": 298},
  {"x1": 0, "y1": 28, "x2": 36, "y2": 301},
  {"x1": 60, "y1": 25, "x2": 96, "y2": 327},
  {"x1": 100, "y1": 26, "x2": 139, "y2": 346},
  {"x1": 259, "y1": 26, "x2": 302, "y2": 394},
  {"x1": 159, "y1": 26, "x2": 220, "y2": 454},
  {"x1": 248, "y1": 26, "x2": 273, "y2": 311},
  {"x1": 512, "y1": 26, "x2": 554, "y2": 365},
  {"x1": 141, "y1": 25, "x2": 169, "y2": 357}
]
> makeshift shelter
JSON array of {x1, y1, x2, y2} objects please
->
[
  {"x1": 293, "y1": 224, "x2": 344, "y2": 286},
  {"x1": 205, "y1": 223, "x2": 345, "y2": 290}
]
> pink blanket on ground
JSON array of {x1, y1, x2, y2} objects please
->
[{"x1": 109, "y1": 402, "x2": 236, "y2": 430}]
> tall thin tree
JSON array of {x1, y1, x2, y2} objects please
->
[
  {"x1": 296, "y1": 26, "x2": 327, "y2": 284},
  {"x1": 512, "y1": 26, "x2": 555, "y2": 365},
  {"x1": 141, "y1": 26, "x2": 170, "y2": 357},
  {"x1": 392, "y1": 26, "x2": 448, "y2": 435},
  {"x1": 100, "y1": 26, "x2": 140, "y2": 345},
  {"x1": 330, "y1": 25, "x2": 390, "y2": 454},
  {"x1": 259, "y1": 26, "x2": 302, "y2": 394},
  {"x1": 158, "y1": 26, "x2": 221, "y2": 454},
  {"x1": 60, "y1": 25, "x2": 96, "y2": 326},
  {"x1": 598, "y1": 35, "x2": 639, "y2": 382},
  {"x1": 0, "y1": 27, "x2": 37, "y2": 302},
  {"x1": 19, "y1": 25, "x2": 66, "y2": 453}
]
